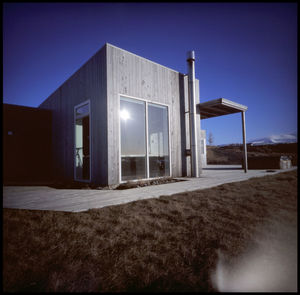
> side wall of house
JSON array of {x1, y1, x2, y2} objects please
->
[
  {"x1": 106, "y1": 44, "x2": 185, "y2": 185},
  {"x1": 39, "y1": 46, "x2": 108, "y2": 185},
  {"x1": 200, "y1": 130, "x2": 207, "y2": 167},
  {"x1": 182, "y1": 75, "x2": 202, "y2": 177},
  {"x1": 195, "y1": 81, "x2": 203, "y2": 176}
]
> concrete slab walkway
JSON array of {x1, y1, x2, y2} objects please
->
[{"x1": 3, "y1": 165, "x2": 297, "y2": 212}]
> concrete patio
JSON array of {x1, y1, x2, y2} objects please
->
[{"x1": 3, "y1": 165, "x2": 297, "y2": 213}]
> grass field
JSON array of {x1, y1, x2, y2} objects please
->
[
  {"x1": 207, "y1": 142, "x2": 298, "y2": 165},
  {"x1": 3, "y1": 170, "x2": 297, "y2": 292}
]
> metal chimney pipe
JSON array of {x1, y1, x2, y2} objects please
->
[{"x1": 187, "y1": 51, "x2": 199, "y2": 177}]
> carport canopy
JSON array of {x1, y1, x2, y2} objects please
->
[
  {"x1": 197, "y1": 98, "x2": 247, "y2": 119},
  {"x1": 197, "y1": 98, "x2": 248, "y2": 172}
]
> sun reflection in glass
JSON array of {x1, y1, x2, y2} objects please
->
[{"x1": 120, "y1": 109, "x2": 131, "y2": 121}]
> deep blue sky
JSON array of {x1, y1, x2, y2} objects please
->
[{"x1": 3, "y1": 2, "x2": 297, "y2": 145}]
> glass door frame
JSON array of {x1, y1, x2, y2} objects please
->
[
  {"x1": 119, "y1": 94, "x2": 171, "y2": 183},
  {"x1": 74, "y1": 100, "x2": 91, "y2": 182}
]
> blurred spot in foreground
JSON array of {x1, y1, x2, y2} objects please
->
[{"x1": 211, "y1": 220, "x2": 297, "y2": 292}]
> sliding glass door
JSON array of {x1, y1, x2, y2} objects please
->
[{"x1": 120, "y1": 96, "x2": 170, "y2": 181}]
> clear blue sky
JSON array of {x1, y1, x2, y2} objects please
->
[{"x1": 3, "y1": 2, "x2": 297, "y2": 145}]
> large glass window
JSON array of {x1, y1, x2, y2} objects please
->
[
  {"x1": 148, "y1": 103, "x2": 170, "y2": 177},
  {"x1": 120, "y1": 97, "x2": 146, "y2": 181},
  {"x1": 75, "y1": 102, "x2": 90, "y2": 181},
  {"x1": 120, "y1": 96, "x2": 170, "y2": 181}
]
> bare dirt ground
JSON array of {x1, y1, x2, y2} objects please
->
[{"x1": 3, "y1": 169, "x2": 297, "y2": 292}]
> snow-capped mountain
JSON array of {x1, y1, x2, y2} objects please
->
[{"x1": 248, "y1": 132, "x2": 297, "y2": 146}]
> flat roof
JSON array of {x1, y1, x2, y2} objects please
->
[{"x1": 197, "y1": 98, "x2": 248, "y2": 119}]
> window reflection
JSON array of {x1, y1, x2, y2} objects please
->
[
  {"x1": 120, "y1": 97, "x2": 146, "y2": 181},
  {"x1": 120, "y1": 109, "x2": 131, "y2": 121},
  {"x1": 120, "y1": 97, "x2": 170, "y2": 181},
  {"x1": 148, "y1": 103, "x2": 170, "y2": 177},
  {"x1": 76, "y1": 104, "x2": 89, "y2": 116}
]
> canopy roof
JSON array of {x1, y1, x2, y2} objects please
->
[{"x1": 197, "y1": 98, "x2": 248, "y2": 119}]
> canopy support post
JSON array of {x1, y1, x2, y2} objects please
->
[{"x1": 241, "y1": 111, "x2": 248, "y2": 173}]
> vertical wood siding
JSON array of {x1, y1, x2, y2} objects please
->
[
  {"x1": 195, "y1": 80, "x2": 203, "y2": 176},
  {"x1": 181, "y1": 75, "x2": 201, "y2": 177},
  {"x1": 39, "y1": 45, "x2": 108, "y2": 185},
  {"x1": 106, "y1": 44, "x2": 184, "y2": 185},
  {"x1": 38, "y1": 43, "x2": 202, "y2": 185}
]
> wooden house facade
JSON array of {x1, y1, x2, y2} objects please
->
[{"x1": 39, "y1": 43, "x2": 204, "y2": 186}]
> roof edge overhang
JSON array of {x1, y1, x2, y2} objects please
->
[{"x1": 197, "y1": 98, "x2": 248, "y2": 119}]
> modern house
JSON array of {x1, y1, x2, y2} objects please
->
[{"x1": 4, "y1": 43, "x2": 248, "y2": 186}]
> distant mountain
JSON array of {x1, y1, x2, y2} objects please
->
[{"x1": 248, "y1": 132, "x2": 297, "y2": 146}]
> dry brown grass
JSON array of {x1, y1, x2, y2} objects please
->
[
  {"x1": 3, "y1": 170, "x2": 297, "y2": 292},
  {"x1": 207, "y1": 143, "x2": 298, "y2": 165}
]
